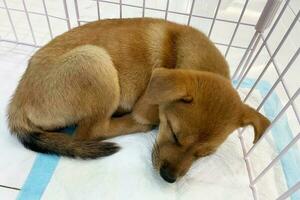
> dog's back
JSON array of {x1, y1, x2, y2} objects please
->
[
  {"x1": 7, "y1": 18, "x2": 233, "y2": 159},
  {"x1": 31, "y1": 18, "x2": 229, "y2": 77}
]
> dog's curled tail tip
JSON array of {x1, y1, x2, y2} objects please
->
[
  {"x1": 76, "y1": 140, "x2": 121, "y2": 159},
  {"x1": 17, "y1": 132, "x2": 120, "y2": 159}
]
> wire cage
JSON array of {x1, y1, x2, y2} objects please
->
[{"x1": 0, "y1": 0, "x2": 299, "y2": 199}]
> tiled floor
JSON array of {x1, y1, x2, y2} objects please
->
[{"x1": 0, "y1": 0, "x2": 299, "y2": 199}]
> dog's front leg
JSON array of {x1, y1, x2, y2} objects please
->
[
  {"x1": 105, "y1": 114, "x2": 154, "y2": 138},
  {"x1": 74, "y1": 114, "x2": 153, "y2": 140},
  {"x1": 74, "y1": 93, "x2": 160, "y2": 140},
  {"x1": 100, "y1": 94, "x2": 160, "y2": 138}
]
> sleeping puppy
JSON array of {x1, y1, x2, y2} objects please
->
[{"x1": 7, "y1": 18, "x2": 270, "y2": 183}]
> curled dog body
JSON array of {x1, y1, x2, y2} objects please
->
[{"x1": 7, "y1": 18, "x2": 270, "y2": 182}]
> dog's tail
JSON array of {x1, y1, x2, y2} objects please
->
[
  {"x1": 16, "y1": 131, "x2": 120, "y2": 159},
  {"x1": 8, "y1": 109, "x2": 119, "y2": 159}
]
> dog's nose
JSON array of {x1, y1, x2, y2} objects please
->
[{"x1": 160, "y1": 165, "x2": 176, "y2": 183}]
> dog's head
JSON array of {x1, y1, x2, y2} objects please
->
[{"x1": 145, "y1": 68, "x2": 270, "y2": 183}]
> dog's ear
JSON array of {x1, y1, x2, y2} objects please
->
[
  {"x1": 144, "y1": 68, "x2": 192, "y2": 104},
  {"x1": 241, "y1": 104, "x2": 271, "y2": 143}
]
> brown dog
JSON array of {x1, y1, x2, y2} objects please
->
[{"x1": 7, "y1": 18, "x2": 270, "y2": 183}]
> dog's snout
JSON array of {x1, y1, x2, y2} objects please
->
[{"x1": 160, "y1": 164, "x2": 176, "y2": 183}]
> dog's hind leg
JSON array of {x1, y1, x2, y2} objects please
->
[{"x1": 8, "y1": 45, "x2": 121, "y2": 158}]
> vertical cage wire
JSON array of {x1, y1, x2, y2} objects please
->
[
  {"x1": 224, "y1": 0, "x2": 250, "y2": 58},
  {"x1": 142, "y1": 0, "x2": 145, "y2": 17},
  {"x1": 42, "y1": 0, "x2": 54, "y2": 39},
  {"x1": 187, "y1": 0, "x2": 195, "y2": 26},
  {"x1": 2, "y1": 0, "x2": 19, "y2": 42},
  {"x1": 236, "y1": 0, "x2": 299, "y2": 145},
  {"x1": 277, "y1": 182, "x2": 300, "y2": 200},
  {"x1": 235, "y1": 0, "x2": 292, "y2": 89},
  {"x1": 234, "y1": 32, "x2": 261, "y2": 82},
  {"x1": 63, "y1": 0, "x2": 71, "y2": 29},
  {"x1": 119, "y1": 0, "x2": 122, "y2": 19},
  {"x1": 73, "y1": 0, "x2": 80, "y2": 26},
  {"x1": 260, "y1": 35, "x2": 300, "y2": 124},
  {"x1": 246, "y1": 88, "x2": 300, "y2": 158},
  {"x1": 22, "y1": 0, "x2": 37, "y2": 45},
  {"x1": 164, "y1": 0, "x2": 170, "y2": 20},
  {"x1": 242, "y1": 11, "x2": 299, "y2": 103},
  {"x1": 238, "y1": 129, "x2": 259, "y2": 200},
  {"x1": 96, "y1": 0, "x2": 100, "y2": 20},
  {"x1": 208, "y1": 0, "x2": 221, "y2": 38},
  {"x1": 256, "y1": 48, "x2": 300, "y2": 113},
  {"x1": 231, "y1": 31, "x2": 260, "y2": 80},
  {"x1": 0, "y1": 0, "x2": 71, "y2": 47},
  {"x1": 1, "y1": 0, "x2": 258, "y2": 49},
  {"x1": 240, "y1": 88, "x2": 300, "y2": 199},
  {"x1": 251, "y1": 131, "x2": 300, "y2": 186},
  {"x1": 235, "y1": 2, "x2": 300, "y2": 198}
]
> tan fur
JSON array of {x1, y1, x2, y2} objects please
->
[
  {"x1": 7, "y1": 18, "x2": 270, "y2": 180},
  {"x1": 147, "y1": 69, "x2": 270, "y2": 182}
]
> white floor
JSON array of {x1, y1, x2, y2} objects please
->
[
  {"x1": 0, "y1": 0, "x2": 299, "y2": 199},
  {"x1": 0, "y1": 44, "x2": 37, "y2": 198}
]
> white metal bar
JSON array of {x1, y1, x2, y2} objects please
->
[
  {"x1": 73, "y1": 0, "x2": 80, "y2": 26},
  {"x1": 225, "y1": 0, "x2": 249, "y2": 57},
  {"x1": 214, "y1": 42, "x2": 250, "y2": 50},
  {"x1": 96, "y1": 0, "x2": 100, "y2": 20},
  {"x1": 62, "y1": 21, "x2": 249, "y2": 51},
  {"x1": 246, "y1": 88, "x2": 300, "y2": 158},
  {"x1": 235, "y1": 0, "x2": 292, "y2": 89},
  {"x1": 2, "y1": 0, "x2": 18, "y2": 42},
  {"x1": 62, "y1": 0, "x2": 71, "y2": 29},
  {"x1": 208, "y1": 0, "x2": 221, "y2": 38},
  {"x1": 242, "y1": 11, "x2": 299, "y2": 102},
  {"x1": 0, "y1": 1, "x2": 256, "y2": 28},
  {"x1": 119, "y1": 0, "x2": 122, "y2": 18},
  {"x1": 42, "y1": 0, "x2": 54, "y2": 39},
  {"x1": 0, "y1": 6, "x2": 69, "y2": 21},
  {"x1": 260, "y1": 35, "x2": 300, "y2": 124},
  {"x1": 142, "y1": 0, "x2": 146, "y2": 17},
  {"x1": 235, "y1": 32, "x2": 261, "y2": 82},
  {"x1": 22, "y1": 0, "x2": 37, "y2": 45},
  {"x1": 238, "y1": 130, "x2": 258, "y2": 200},
  {"x1": 187, "y1": 0, "x2": 195, "y2": 26},
  {"x1": 231, "y1": 31, "x2": 259, "y2": 80},
  {"x1": 0, "y1": 39, "x2": 41, "y2": 48},
  {"x1": 276, "y1": 181, "x2": 300, "y2": 200},
  {"x1": 164, "y1": 0, "x2": 170, "y2": 20},
  {"x1": 256, "y1": 48, "x2": 300, "y2": 112},
  {"x1": 62, "y1": 19, "x2": 251, "y2": 50},
  {"x1": 255, "y1": 0, "x2": 283, "y2": 33},
  {"x1": 91, "y1": 0, "x2": 256, "y2": 27},
  {"x1": 287, "y1": 4, "x2": 300, "y2": 22},
  {"x1": 251, "y1": 132, "x2": 300, "y2": 186}
]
